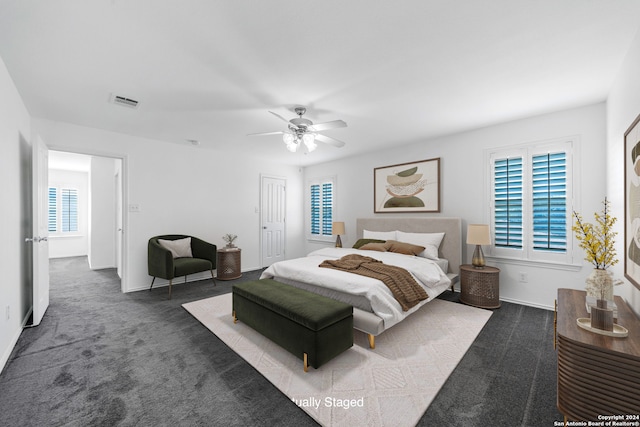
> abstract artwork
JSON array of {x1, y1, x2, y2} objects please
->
[
  {"x1": 624, "y1": 112, "x2": 640, "y2": 290},
  {"x1": 374, "y1": 158, "x2": 440, "y2": 213}
]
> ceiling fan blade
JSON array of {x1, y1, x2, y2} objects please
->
[
  {"x1": 315, "y1": 133, "x2": 346, "y2": 148},
  {"x1": 247, "y1": 131, "x2": 284, "y2": 136},
  {"x1": 308, "y1": 120, "x2": 347, "y2": 132},
  {"x1": 269, "y1": 111, "x2": 298, "y2": 128}
]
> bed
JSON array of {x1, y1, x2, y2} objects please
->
[{"x1": 260, "y1": 217, "x2": 461, "y2": 347}]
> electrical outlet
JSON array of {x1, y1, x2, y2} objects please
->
[
  {"x1": 519, "y1": 272, "x2": 528, "y2": 283},
  {"x1": 128, "y1": 204, "x2": 141, "y2": 213}
]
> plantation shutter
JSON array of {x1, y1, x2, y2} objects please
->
[
  {"x1": 310, "y1": 180, "x2": 334, "y2": 238},
  {"x1": 310, "y1": 184, "x2": 320, "y2": 235},
  {"x1": 494, "y1": 157, "x2": 523, "y2": 248},
  {"x1": 48, "y1": 187, "x2": 57, "y2": 232},
  {"x1": 322, "y1": 183, "x2": 333, "y2": 236},
  {"x1": 61, "y1": 188, "x2": 78, "y2": 232},
  {"x1": 532, "y1": 152, "x2": 567, "y2": 252}
]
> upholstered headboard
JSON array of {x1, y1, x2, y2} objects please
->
[{"x1": 356, "y1": 217, "x2": 462, "y2": 275}]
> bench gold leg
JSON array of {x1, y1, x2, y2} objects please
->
[
  {"x1": 303, "y1": 353, "x2": 308, "y2": 373},
  {"x1": 233, "y1": 311, "x2": 237, "y2": 324},
  {"x1": 368, "y1": 334, "x2": 375, "y2": 349}
]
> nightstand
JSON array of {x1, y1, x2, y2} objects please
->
[
  {"x1": 459, "y1": 264, "x2": 500, "y2": 309},
  {"x1": 217, "y1": 247, "x2": 242, "y2": 280}
]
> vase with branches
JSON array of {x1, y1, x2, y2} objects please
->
[
  {"x1": 222, "y1": 233, "x2": 237, "y2": 248},
  {"x1": 572, "y1": 198, "x2": 622, "y2": 303}
]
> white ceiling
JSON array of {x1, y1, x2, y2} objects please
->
[{"x1": 2, "y1": 1, "x2": 640, "y2": 166}]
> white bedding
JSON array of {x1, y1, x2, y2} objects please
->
[{"x1": 260, "y1": 247, "x2": 452, "y2": 330}]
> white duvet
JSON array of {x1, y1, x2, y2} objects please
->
[{"x1": 260, "y1": 247, "x2": 452, "y2": 329}]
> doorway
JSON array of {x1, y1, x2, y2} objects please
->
[{"x1": 48, "y1": 151, "x2": 125, "y2": 288}]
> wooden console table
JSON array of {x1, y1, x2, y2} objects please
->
[{"x1": 555, "y1": 288, "x2": 640, "y2": 421}]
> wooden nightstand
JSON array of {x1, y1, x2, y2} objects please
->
[
  {"x1": 217, "y1": 247, "x2": 242, "y2": 280},
  {"x1": 459, "y1": 264, "x2": 500, "y2": 309}
]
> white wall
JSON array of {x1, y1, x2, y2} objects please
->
[
  {"x1": 32, "y1": 118, "x2": 306, "y2": 292},
  {"x1": 304, "y1": 103, "x2": 607, "y2": 309},
  {"x1": 607, "y1": 27, "x2": 640, "y2": 315},
  {"x1": 0, "y1": 56, "x2": 32, "y2": 371},
  {"x1": 88, "y1": 156, "x2": 117, "y2": 269},
  {"x1": 48, "y1": 169, "x2": 89, "y2": 258}
]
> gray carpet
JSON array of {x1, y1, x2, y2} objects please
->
[{"x1": 0, "y1": 257, "x2": 562, "y2": 426}]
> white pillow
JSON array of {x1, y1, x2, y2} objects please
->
[
  {"x1": 158, "y1": 237, "x2": 193, "y2": 258},
  {"x1": 395, "y1": 231, "x2": 445, "y2": 260},
  {"x1": 363, "y1": 229, "x2": 397, "y2": 240}
]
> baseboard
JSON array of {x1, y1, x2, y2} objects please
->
[
  {"x1": 89, "y1": 264, "x2": 116, "y2": 271},
  {"x1": 127, "y1": 272, "x2": 217, "y2": 293},
  {"x1": 450, "y1": 285, "x2": 554, "y2": 311},
  {"x1": 499, "y1": 296, "x2": 554, "y2": 311},
  {"x1": 126, "y1": 268, "x2": 259, "y2": 293},
  {"x1": 0, "y1": 322, "x2": 24, "y2": 375}
]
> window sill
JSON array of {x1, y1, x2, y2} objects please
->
[
  {"x1": 307, "y1": 237, "x2": 335, "y2": 244},
  {"x1": 485, "y1": 255, "x2": 583, "y2": 272}
]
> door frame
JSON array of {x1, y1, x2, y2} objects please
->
[
  {"x1": 260, "y1": 174, "x2": 287, "y2": 268},
  {"x1": 47, "y1": 145, "x2": 129, "y2": 293}
]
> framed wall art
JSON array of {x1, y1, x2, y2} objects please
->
[
  {"x1": 374, "y1": 157, "x2": 440, "y2": 213},
  {"x1": 624, "y1": 112, "x2": 640, "y2": 291}
]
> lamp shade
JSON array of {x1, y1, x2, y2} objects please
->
[
  {"x1": 332, "y1": 221, "x2": 345, "y2": 235},
  {"x1": 467, "y1": 224, "x2": 491, "y2": 245}
]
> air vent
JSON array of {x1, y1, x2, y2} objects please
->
[{"x1": 110, "y1": 94, "x2": 139, "y2": 109}]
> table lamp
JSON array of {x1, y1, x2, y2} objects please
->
[
  {"x1": 467, "y1": 224, "x2": 491, "y2": 268},
  {"x1": 332, "y1": 221, "x2": 345, "y2": 248}
]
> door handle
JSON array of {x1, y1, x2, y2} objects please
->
[{"x1": 25, "y1": 237, "x2": 48, "y2": 243}]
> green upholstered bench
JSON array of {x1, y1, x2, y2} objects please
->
[{"x1": 232, "y1": 279, "x2": 353, "y2": 372}]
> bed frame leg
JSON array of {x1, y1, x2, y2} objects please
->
[
  {"x1": 232, "y1": 311, "x2": 237, "y2": 324},
  {"x1": 368, "y1": 334, "x2": 375, "y2": 349},
  {"x1": 303, "y1": 353, "x2": 308, "y2": 372}
]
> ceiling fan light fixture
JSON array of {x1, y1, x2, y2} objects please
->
[
  {"x1": 303, "y1": 133, "x2": 317, "y2": 152},
  {"x1": 283, "y1": 132, "x2": 295, "y2": 145},
  {"x1": 251, "y1": 107, "x2": 347, "y2": 153},
  {"x1": 286, "y1": 141, "x2": 299, "y2": 152}
]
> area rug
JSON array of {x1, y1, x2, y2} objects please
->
[{"x1": 183, "y1": 293, "x2": 492, "y2": 427}]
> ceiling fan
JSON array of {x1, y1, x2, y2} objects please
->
[{"x1": 248, "y1": 107, "x2": 347, "y2": 153}]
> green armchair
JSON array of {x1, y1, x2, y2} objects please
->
[{"x1": 148, "y1": 235, "x2": 217, "y2": 299}]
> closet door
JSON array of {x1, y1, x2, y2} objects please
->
[{"x1": 261, "y1": 175, "x2": 286, "y2": 267}]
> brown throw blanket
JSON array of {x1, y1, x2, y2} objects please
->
[{"x1": 319, "y1": 254, "x2": 428, "y2": 311}]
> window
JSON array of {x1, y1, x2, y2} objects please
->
[
  {"x1": 307, "y1": 176, "x2": 335, "y2": 241},
  {"x1": 531, "y1": 152, "x2": 567, "y2": 252},
  {"x1": 488, "y1": 138, "x2": 574, "y2": 264},
  {"x1": 48, "y1": 187, "x2": 57, "y2": 232},
  {"x1": 48, "y1": 186, "x2": 79, "y2": 234}
]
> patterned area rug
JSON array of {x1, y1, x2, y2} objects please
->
[{"x1": 183, "y1": 293, "x2": 491, "y2": 427}]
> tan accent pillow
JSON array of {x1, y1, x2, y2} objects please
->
[
  {"x1": 359, "y1": 242, "x2": 389, "y2": 252},
  {"x1": 395, "y1": 231, "x2": 445, "y2": 259},
  {"x1": 158, "y1": 237, "x2": 193, "y2": 258},
  {"x1": 385, "y1": 240, "x2": 425, "y2": 256},
  {"x1": 352, "y1": 238, "x2": 386, "y2": 249}
]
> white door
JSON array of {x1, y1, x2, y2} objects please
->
[
  {"x1": 115, "y1": 166, "x2": 123, "y2": 279},
  {"x1": 31, "y1": 135, "x2": 50, "y2": 326},
  {"x1": 261, "y1": 176, "x2": 286, "y2": 267}
]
